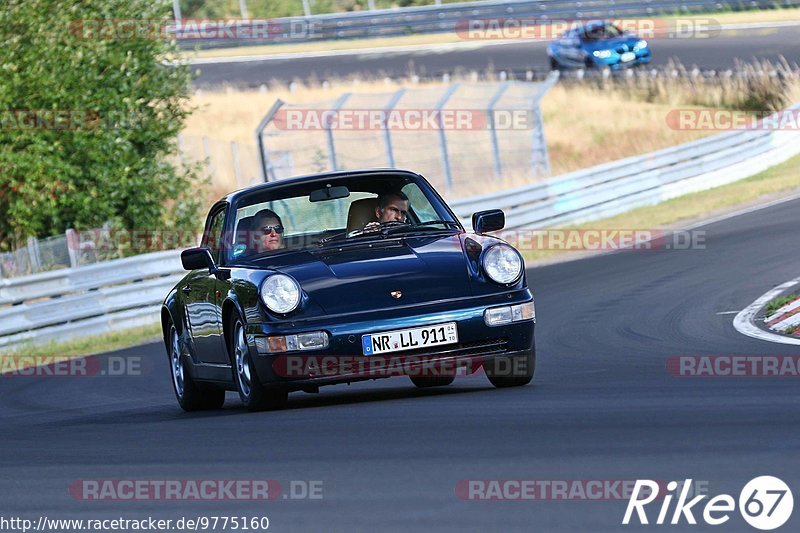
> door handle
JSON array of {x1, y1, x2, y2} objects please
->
[{"x1": 182, "y1": 285, "x2": 192, "y2": 295}]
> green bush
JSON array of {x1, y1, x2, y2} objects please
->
[{"x1": 0, "y1": 0, "x2": 203, "y2": 252}]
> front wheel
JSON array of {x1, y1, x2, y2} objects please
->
[
  {"x1": 167, "y1": 323, "x2": 225, "y2": 411},
  {"x1": 485, "y1": 350, "x2": 535, "y2": 388},
  {"x1": 229, "y1": 315, "x2": 288, "y2": 411}
]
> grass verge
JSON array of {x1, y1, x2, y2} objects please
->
[
  {"x1": 519, "y1": 151, "x2": 800, "y2": 264},
  {"x1": 766, "y1": 294, "x2": 799, "y2": 315},
  {"x1": 7, "y1": 323, "x2": 163, "y2": 361}
]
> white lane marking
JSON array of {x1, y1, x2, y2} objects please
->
[
  {"x1": 180, "y1": 20, "x2": 800, "y2": 66},
  {"x1": 716, "y1": 311, "x2": 740, "y2": 315},
  {"x1": 733, "y1": 277, "x2": 800, "y2": 346}
]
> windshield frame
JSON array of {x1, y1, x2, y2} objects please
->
[{"x1": 221, "y1": 171, "x2": 463, "y2": 265}]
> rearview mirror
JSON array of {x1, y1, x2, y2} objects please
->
[
  {"x1": 310, "y1": 185, "x2": 350, "y2": 202},
  {"x1": 181, "y1": 247, "x2": 216, "y2": 272},
  {"x1": 472, "y1": 210, "x2": 505, "y2": 234}
]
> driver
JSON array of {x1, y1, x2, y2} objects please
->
[{"x1": 364, "y1": 191, "x2": 409, "y2": 232}]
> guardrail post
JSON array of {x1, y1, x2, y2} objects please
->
[
  {"x1": 239, "y1": 0, "x2": 248, "y2": 18},
  {"x1": 255, "y1": 99, "x2": 285, "y2": 182},
  {"x1": 326, "y1": 93, "x2": 351, "y2": 171},
  {"x1": 172, "y1": 0, "x2": 181, "y2": 21},
  {"x1": 487, "y1": 81, "x2": 510, "y2": 180},
  {"x1": 302, "y1": 0, "x2": 311, "y2": 17},
  {"x1": 435, "y1": 83, "x2": 460, "y2": 193},
  {"x1": 383, "y1": 88, "x2": 406, "y2": 167}
]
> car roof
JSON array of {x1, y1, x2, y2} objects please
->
[{"x1": 218, "y1": 168, "x2": 425, "y2": 205}]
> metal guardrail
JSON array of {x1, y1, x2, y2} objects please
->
[
  {"x1": 0, "y1": 251, "x2": 183, "y2": 349},
  {"x1": 2, "y1": 104, "x2": 799, "y2": 349},
  {"x1": 177, "y1": 0, "x2": 800, "y2": 48},
  {"x1": 449, "y1": 103, "x2": 800, "y2": 228}
]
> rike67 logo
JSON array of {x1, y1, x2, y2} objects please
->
[{"x1": 623, "y1": 476, "x2": 793, "y2": 530}]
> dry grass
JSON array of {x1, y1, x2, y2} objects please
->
[{"x1": 183, "y1": 62, "x2": 799, "y2": 200}]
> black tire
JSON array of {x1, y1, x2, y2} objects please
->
[
  {"x1": 549, "y1": 57, "x2": 560, "y2": 71},
  {"x1": 167, "y1": 322, "x2": 225, "y2": 411},
  {"x1": 485, "y1": 350, "x2": 535, "y2": 388},
  {"x1": 410, "y1": 375, "x2": 455, "y2": 388},
  {"x1": 228, "y1": 313, "x2": 288, "y2": 412}
]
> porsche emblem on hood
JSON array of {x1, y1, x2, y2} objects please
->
[{"x1": 390, "y1": 290, "x2": 402, "y2": 299}]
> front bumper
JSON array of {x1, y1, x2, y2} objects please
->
[{"x1": 244, "y1": 289, "x2": 535, "y2": 389}]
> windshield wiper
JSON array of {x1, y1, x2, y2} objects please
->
[{"x1": 382, "y1": 220, "x2": 461, "y2": 234}]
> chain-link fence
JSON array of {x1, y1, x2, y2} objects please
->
[{"x1": 256, "y1": 76, "x2": 558, "y2": 197}]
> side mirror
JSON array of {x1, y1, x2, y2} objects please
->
[
  {"x1": 472, "y1": 209, "x2": 505, "y2": 234},
  {"x1": 181, "y1": 247, "x2": 216, "y2": 272}
]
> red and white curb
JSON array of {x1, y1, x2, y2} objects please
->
[{"x1": 734, "y1": 276, "x2": 800, "y2": 346}]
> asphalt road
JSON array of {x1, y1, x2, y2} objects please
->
[
  {"x1": 1, "y1": 197, "x2": 799, "y2": 532},
  {"x1": 193, "y1": 26, "x2": 800, "y2": 87}
]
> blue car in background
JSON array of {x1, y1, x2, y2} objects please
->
[{"x1": 548, "y1": 20, "x2": 651, "y2": 70}]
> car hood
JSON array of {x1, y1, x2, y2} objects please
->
[{"x1": 247, "y1": 233, "x2": 473, "y2": 315}]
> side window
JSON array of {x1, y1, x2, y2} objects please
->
[{"x1": 202, "y1": 208, "x2": 226, "y2": 262}]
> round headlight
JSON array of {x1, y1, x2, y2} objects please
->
[
  {"x1": 260, "y1": 274, "x2": 301, "y2": 314},
  {"x1": 483, "y1": 244, "x2": 523, "y2": 284}
]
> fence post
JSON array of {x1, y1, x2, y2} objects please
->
[
  {"x1": 326, "y1": 93, "x2": 352, "y2": 171},
  {"x1": 65, "y1": 229, "x2": 80, "y2": 268},
  {"x1": 383, "y1": 88, "x2": 406, "y2": 167},
  {"x1": 302, "y1": 0, "x2": 311, "y2": 17},
  {"x1": 255, "y1": 99, "x2": 285, "y2": 182},
  {"x1": 172, "y1": 0, "x2": 181, "y2": 20},
  {"x1": 487, "y1": 81, "x2": 510, "y2": 180},
  {"x1": 435, "y1": 83, "x2": 460, "y2": 193},
  {"x1": 239, "y1": 0, "x2": 248, "y2": 18},
  {"x1": 530, "y1": 71, "x2": 559, "y2": 177},
  {"x1": 202, "y1": 136, "x2": 214, "y2": 181},
  {"x1": 27, "y1": 237, "x2": 42, "y2": 273},
  {"x1": 231, "y1": 142, "x2": 243, "y2": 188}
]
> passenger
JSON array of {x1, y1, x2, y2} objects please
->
[
  {"x1": 364, "y1": 191, "x2": 409, "y2": 232},
  {"x1": 252, "y1": 209, "x2": 285, "y2": 252}
]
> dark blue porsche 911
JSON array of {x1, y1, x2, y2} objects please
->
[
  {"x1": 548, "y1": 20, "x2": 651, "y2": 70},
  {"x1": 161, "y1": 169, "x2": 535, "y2": 411}
]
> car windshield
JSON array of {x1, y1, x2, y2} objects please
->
[
  {"x1": 224, "y1": 173, "x2": 460, "y2": 262},
  {"x1": 582, "y1": 23, "x2": 622, "y2": 41}
]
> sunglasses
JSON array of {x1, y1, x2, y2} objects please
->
[{"x1": 260, "y1": 224, "x2": 284, "y2": 235}]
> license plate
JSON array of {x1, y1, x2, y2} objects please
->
[
  {"x1": 620, "y1": 52, "x2": 635, "y2": 62},
  {"x1": 362, "y1": 322, "x2": 458, "y2": 356}
]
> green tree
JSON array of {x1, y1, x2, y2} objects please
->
[{"x1": 0, "y1": 0, "x2": 203, "y2": 252}]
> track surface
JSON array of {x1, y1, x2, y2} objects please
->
[
  {"x1": 194, "y1": 27, "x2": 800, "y2": 86},
  {"x1": 2, "y1": 197, "x2": 800, "y2": 531}
]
